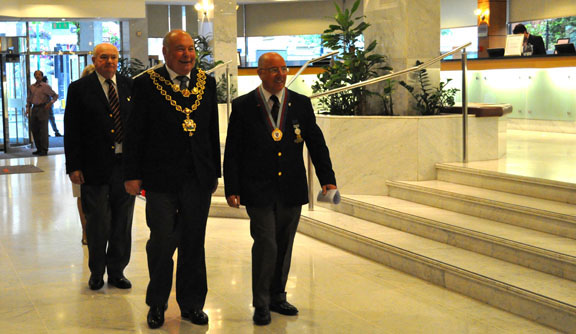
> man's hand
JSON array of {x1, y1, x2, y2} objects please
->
[
  {"x1": 25, "y1": 107, "x2": 30, "y2": 117},
  {"x1": 125, "y1": 180, "x2": 142, "y2": 196},
  {"x1": 226, "y1": 195, "x2": 240, "y2": 208},
  {"x1": 69, "y1": 170, "x2": 85, "y2": 185},
  {"x1": 321, "y1": 184, "x2": 337, "y2": 195}
]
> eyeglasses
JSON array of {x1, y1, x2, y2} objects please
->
[{"x1": 259, "y1": 66, "x2": 289, "y2": 74}]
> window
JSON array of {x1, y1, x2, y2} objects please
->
[
  {"x1": 512, "y1": 16, "x2": 576, "y2": 53},
  {"x1": 440, "y1": 26, "x2": 478, "y2": 59}
]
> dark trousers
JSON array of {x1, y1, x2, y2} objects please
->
[
  {"x1": 246, "y1": 202, "x2": 301, "y2": 308},
  {"x1": 81, "y1": 160, "x2": 135, "y2": 278},
  {"x1": 48, "y1": 108, "x2": 60, "y2": 134},
  {"x1": 144, "y1": 175, "x2": 212, "y2": 311},
  {"x1": 30, "y1": 105, "x2": 49, "y2": 153}
]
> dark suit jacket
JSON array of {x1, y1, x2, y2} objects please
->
[
  {"x1": 123, "y1": 66, "x2": 221, "y2": 193},
  {"x1": 528, "y1": 35, "x2": 546, "y2": 55},
  {"x1": 224, "y1": 88, "x2": 336, "y2": 207},
  {"x1": 64, "y1": 72, "x2": 133, "y2": 185}
]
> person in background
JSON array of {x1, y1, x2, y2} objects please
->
[
  {"x1": 26, "y1": 70, "x2": 58, "y2": 156},
  {"x1": 42, "y1": 76, "x2": 62, "y2": 137},
  {"x1": 123, "y1": 29, "x2": 220, "y2": 329},
  {"x1": 223, "y1": 52, "x2": 337, "y2": 326},
  {"x1": 64, "y1": 43, "x2": 135, "y2": 291},
  {"x1": 513, "y1": 23, "x2": 546, "y2": 55}
]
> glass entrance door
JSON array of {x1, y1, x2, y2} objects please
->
[
  {"x1": 29, "y1": 52, "x2": 89, "y2": 137},
  {"x1": 1, "y1": 53, "x2": 30, "y2": 151}
]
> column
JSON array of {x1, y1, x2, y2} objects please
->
[
  {"x1": 477, "y1": 0, "x2": 507, "y2": 58},
  {"x1": 363, "y1": 0, "x2": 441, "y2": 115}
]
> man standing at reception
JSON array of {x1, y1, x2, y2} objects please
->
[
  {"x1": 64, "y1": 43, "x2": 135, "y2": 291},
  {"x1": 123, "y1": 29, "x2": 220, "y2": 329},
  {"x1": 224, "y1": 52, "x2": 337, "y2": 326}
]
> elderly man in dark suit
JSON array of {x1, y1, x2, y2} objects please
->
[
  {"x1": 64, "y1": 43, "x2": 135, "y2": 291},
  {"x1": 224, "y1": 52, "x2": 337, "y2": 326},
  {"x1": 123, "y1": 29, "x2": 220, "y2": 329}
]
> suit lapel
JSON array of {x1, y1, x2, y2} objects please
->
[{"x1": 90, "y1": 72, "x2": 110, "y2": 110}]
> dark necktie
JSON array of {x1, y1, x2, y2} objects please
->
[
  {"x1": 176, "y1": 75, "x2": 189, "y2": 90},
  {"x1": 270, "y1": 95, "x2": 280, "y2": 121},
  {"x1": 106, "y1": 79, "x2": 123, "y2": 143}
]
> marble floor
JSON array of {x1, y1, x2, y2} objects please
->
[{"x1": 0, "y1": 130, "x2": 572, "y2": 334}]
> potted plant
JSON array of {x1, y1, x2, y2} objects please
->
[{"x1": 312, "y1": 0, "x2": 393, "y2": 115}]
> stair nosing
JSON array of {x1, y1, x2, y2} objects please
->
[
  {"x1": 300, "y1": 213, "x2": 576, "y2": 313},
  {"x1": 386, "y1": 180, "x2": 576, "y2": 222},
  {"x1": 338, "y1": 196, "x2": 576, "y2": 264},
  {"x1": 436, "y1": 162, "x2": 576, "y2": 191}
]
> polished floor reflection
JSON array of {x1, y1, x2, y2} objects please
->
[{"x1": 0, "y1": 130, "x2": 569, "y2": 333}]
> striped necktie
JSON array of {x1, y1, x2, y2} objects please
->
[{"x1": 106, "y1": 79, "x2": 123, "y2": 143}]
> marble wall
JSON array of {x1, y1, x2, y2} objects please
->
[{"x1": 316, "y1": 114, "x2": 506, "y2": 195}]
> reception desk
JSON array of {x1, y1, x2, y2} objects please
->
[{"x1": 441, "y1": 55, "x2": 576, "y2": 133}]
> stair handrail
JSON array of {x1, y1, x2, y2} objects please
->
[
  {"x1": 306, "y1": 42, "x2": 471, "y2": 210},
  {"x1": 286, "y1": 51, "x2": 339, "y2": 88}
]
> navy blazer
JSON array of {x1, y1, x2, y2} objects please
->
[
  {"x1": 123, "y1": 66, "x2": 221, "y2": 193},
  {"x1": 64, "y1": 71, "x2": 133, "y2": 185},
  {"x1": 224, "y1": 88, "x2": 336, "y2": 207}
]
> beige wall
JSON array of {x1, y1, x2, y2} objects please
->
[
  {"x1": 0, "y1": 0, "x2": 145, "y2": 19},
  {"x1": 441, "y1": 0, "x2": 477, "y2": 28},
  {"x1": 510, "y1": 0, "x2": 576, "y2": 22},
  {"x1": 237, "y1": 0, "x2": 354, "y2": 37}
]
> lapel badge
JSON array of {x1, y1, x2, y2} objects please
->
[{"x1": 293, "y1": 123, "x2": 303, "y2": 143}]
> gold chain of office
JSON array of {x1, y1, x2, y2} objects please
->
[{"x1": 147, "y1": 69, "x2": 207, "y2": 136}]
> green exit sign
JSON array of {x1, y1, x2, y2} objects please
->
[{"x1": 52, "y1": 22, "x2": 70, "y2": 29}]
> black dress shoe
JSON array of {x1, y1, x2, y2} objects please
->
[
  {"x1": 147, "y1": 305, "x2": 165, "y2": 329},
  {"x1": 270, "y1": 301, "x2": 298, "y2": 316},
  {"x1": 88, "y1": 275, "x2": 104, "y2": 290},
  {"x1": 181, "y1": 309, "x2": 209, "y2": 325},
  {"x1": 108, "y1": 276, "x2": 132, "y2": 289},
  {"x1": 38, "y1": 152, "x2": 48, "y2": 156},
  {"x1": 253, "y1": 307, "x2": 271, "y2": 326},
  {"x1": 32, "y1": 151, "x2": 39, "y2": 155},
  {"x1": 55, "y1": 132, "x2": 62, "y2": 137}
]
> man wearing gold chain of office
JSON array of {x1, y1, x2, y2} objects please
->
[{"x1": 123, "y1": 29, "x2": 221, "y2": 329}]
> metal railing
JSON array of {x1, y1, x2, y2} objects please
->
[
  {"x1": 306, "y1": 42, "x2": 471, "y2": 210},
  {"x1": 207, "y1": 60, "x2": 234, "y2": 121},
  {"x1": 286, "y1": 51, "x2": 338, "y2": 88}
]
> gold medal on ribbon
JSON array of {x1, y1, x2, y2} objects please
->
[
  {"x1": 272, "y1": 128, "x2": 283, "y2": 142},
  {"x1": 293, "y1": 124, "x2": 303, "y2": 143}
]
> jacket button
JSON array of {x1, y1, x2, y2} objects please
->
[
  {"x1": 111, "y1": 129, "x2": 115, "y2": 133},
  {"x1": 111, "y1": 145, "x2": 115, "y2": 149},
  {"x1": 278, "y1": 172, "x2": 282, "y2": 176},
  {"x1": 278, "y1": 152, "x2": 282, "y2": 157},
  {"x1": 109, "y1": 114, "x2": 113, "y2": 117}
]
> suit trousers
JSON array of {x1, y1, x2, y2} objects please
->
[
  {"x1": 144, "y1": 174, "x2": 212, "y2": 311},
  {"x1": 30, "y1": 105, "x2": 49, "y2": 154},
  {"x1": 246, "y1": 202, "x2": 302, "y2": 308},
  {"x1": 81, "y1": 158, "x2": 135, "y2": 277}
]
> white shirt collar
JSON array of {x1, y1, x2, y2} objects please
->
[
  {"x1": 96, "y1": 71, "x2": 116, "y2": 86},
  {"x1": 260, "y1": 85, "x2": 285, "y2": 105},
  {"x1": 165, "y1": 65, "x2": 191, "y2": 83}
]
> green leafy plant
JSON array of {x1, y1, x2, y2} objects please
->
[
  {"x1": 193, "y1": 34, "x2": 236, "y2": 103},
  {"x1": 118, "y1": 57, "x2": 147, "y2": 77},
  {"x1": 311, "y1": 0, "x2": 393, "y2": 115},
  {"x1": 216, "y1": 73, "x2": 237, "y2": 104},
  {"x1": 399, "y1": 60, "x2": 459, "y2": 115}
]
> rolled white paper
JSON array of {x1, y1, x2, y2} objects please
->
[{"x1": 317, "y1": 189, "x2": 341, "y2": 204}]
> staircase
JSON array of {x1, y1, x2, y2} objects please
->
[{"x1": 209, "y1": 162, "x2": 576, "y2": 333}]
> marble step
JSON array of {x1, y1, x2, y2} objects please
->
[
  {"x1": 298, "y1": 206, "x2": 576, "y2": 334},
  {"x1": 319, "y1": 195, "x2": 576, "y2": 281},
  {"x1": 386, "y1": 180, "x2": 576, "y2": 239},
  {"x1": 437, "y1": 162, "x2": 576, "y2": 205}
]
